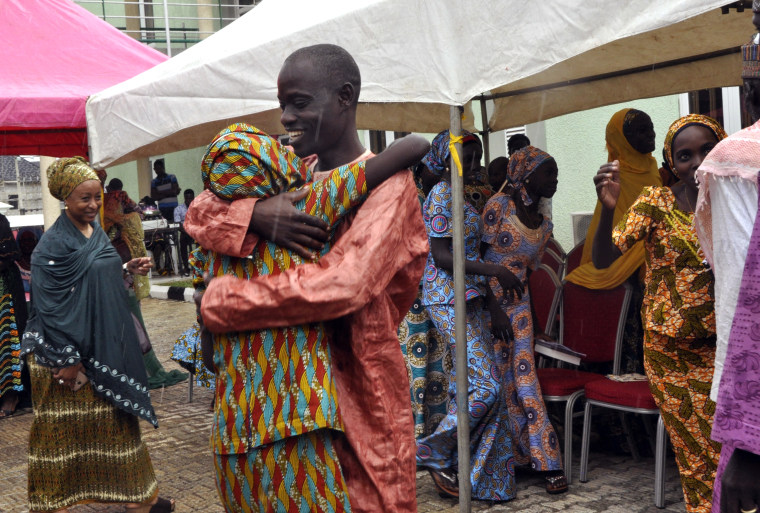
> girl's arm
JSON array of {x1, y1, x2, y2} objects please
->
[
  {"x1": 365, "y1": 135, "x2": 430, "y2": 190},
  {"x1": 429, "y1": 237, "x2": 523, "y2": 301}
]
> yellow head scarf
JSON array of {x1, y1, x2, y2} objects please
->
[
  {"x1": 565, "y1": 108, "x2": 662, "y2": 290},
  {"x1": 46, "y1": 156, "x2": 100, "y2": 201}
]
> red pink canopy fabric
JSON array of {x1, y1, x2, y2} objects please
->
[{"x1": 0, "y1": 0, "x2": 167, "y2": 157}]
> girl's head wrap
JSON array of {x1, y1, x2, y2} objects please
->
[
  {"x1": 420, "y1": 129, "x2": 481, "y2": 176},
  {"x1": 202, "y1": 123, "x2": 310, "y2": 200},
  {"x1": 505, "y1": 146, "x2": 553, "y2": 206},
  {"x1": 662, "y1": 114, "x2": 727, "y2": 177},
  {"x1": 46, "y1": 157, "x2": 100, "y2": 201}
]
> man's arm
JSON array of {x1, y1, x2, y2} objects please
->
[
  {"x1": 185, "y1": 188, "x2": 329, "y2": 260},
  {"x1": 169, "y1": 175, "x2": 180, "y2": 196},
  {"x1": 201, "y1": 171, "x2": 427, "y2": 333}
]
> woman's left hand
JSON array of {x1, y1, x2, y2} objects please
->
[
  {"x1": 126, "y1": 257, "x2": 153, "y2": 276},
  {"x1": 52, "y1": 363, "x2": 83, "y2": 387}
]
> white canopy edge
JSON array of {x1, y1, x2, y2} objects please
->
[{"x1": 87, "y1": 0, "x2": 729, "y2": 168}]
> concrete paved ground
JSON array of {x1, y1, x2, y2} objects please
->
[{"x1": 0, "y1": 298, "x2": 689, "y2": 512}]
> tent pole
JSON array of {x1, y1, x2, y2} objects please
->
[
  {"x1": 449, "y1": 105, "x2": 471, "y2": 512},
  {"x1": 479, "y1": 96, "x2": 490, "y2": 167},
  {"x1": 162, "y1": 0, "x2": 173, "y2": 57},
  {"x1": 39, "y1": 156, "x2": 61, "y2": 230}
]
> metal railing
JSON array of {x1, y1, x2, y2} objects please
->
[{"x1": 74, "y1": 0, "x2": 261, "y2": 55}]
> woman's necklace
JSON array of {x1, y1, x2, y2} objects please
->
[{"x1": 515, "y1": 196, "x2": 542, "y2": 229}]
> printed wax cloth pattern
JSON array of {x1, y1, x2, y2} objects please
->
[
  {"x1": 201, "y1": 123, "x2": 310, "y2": 200},
  {"x1": 192, "y1": 134, "x2": 368, "y2": 454},
  {"x1": 421, "y1": 179, "x2": 486, "y2": 306}
]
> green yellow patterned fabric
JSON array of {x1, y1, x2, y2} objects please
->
[
  {"x1": 27, "y1": 358, "x2": 157, "y2": 511},
  {"x1": 46, "y1": 156, "x2": 99, "y2": 201}
]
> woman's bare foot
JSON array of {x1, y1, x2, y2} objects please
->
[{"x1": 0, "y1": 391, "x2": 19, "y2": 418}]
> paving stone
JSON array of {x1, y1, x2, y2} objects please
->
[{"x1": 0, "y1": 298, "x2": 690, "y2": 512}]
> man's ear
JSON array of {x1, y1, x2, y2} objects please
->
[{"x1": 337, "y1": 82, "x2": 355, "y2": 109}]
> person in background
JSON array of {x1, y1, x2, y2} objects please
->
[
  {"x1": 508, "y1": 133, "x2": 531, "y2": 156},
  {"x1": 694, "y1": 29, "x2": 760, "y2": 513},
  {"x1": 592, "y1": 115, "x2": 727, "y2": 513},
  {"x1": 481, "y1": 146, "x2": 567, "y2": 494},
  {"x1": 20, "y1": 156, "x2": 174, "y2": 513},
  {"x1": 0, "y1": 213, "x2": 28, "y2": 418},
  {"x1": 415, "y1": 130, "x2": 521, "y2": 501},
  {"x1": 566, "y1": 108, "x2": 662, "y2": 377},
  {"x1": 15, "y1": 228, "x2": 39, "y2": 296},
  {"x1": 150, "y1": 159, "x2": 180, "y2": 222},
  {"x1": 173, "y1": 189, "x2": 195, "y2": 277},
  {"x1": 488, "y1": 155, "x2": 509, "y2": 192},
  {"x1": 464, "y1": 176, "x2": 493, "y2": 213},
  {"x1": 566, "y1": 108, "x2": 661, "y2": 290},
  {"x1": 104, "y1": 179, "x2": 143, "y2": 267}
]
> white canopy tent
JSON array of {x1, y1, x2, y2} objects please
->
[
  {"x1": 86, "y1": 1, "x2": 754, "y2": 508},
  {"x1": 86, "y1": 0, "x2": 749, "y2": 168}
]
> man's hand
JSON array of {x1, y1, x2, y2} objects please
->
[
  {"x1": 250, "y1": 189, "x2": 329, "y2": 260},
  {"x1": 720, "y1": 448, "x2": 760, "y2": 513}
]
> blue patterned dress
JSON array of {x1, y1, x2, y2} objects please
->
[
  {"x1": 415, "y1": 180, "x2": 516, "y2": 501},
  {"x1": 482, "y1": 193, "x2": 562, "y2": 472},
  {"x1": 398, "y1": 188, "x2": 450, "y2": 438}
]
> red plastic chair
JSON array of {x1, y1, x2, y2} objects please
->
[
  {"x1": 536, "y1": 280, "x2": 632, "y2": 484},
  {"x1": 579, "y1": 338, "x2": 667, "y2": 507},
  {"x1": 529, "y1": 264, "x2": 562, "y2": 338},
  {"x1": 565, "y1": 239, "x2": 585, "y2": 275}
]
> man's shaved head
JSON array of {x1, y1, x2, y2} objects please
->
[{"x1": 283, "y1": 44, "x2": 361, "y2": 106}]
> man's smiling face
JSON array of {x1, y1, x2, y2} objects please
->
[{"x1": 277, "y1": 58, "x2": 342, "y2": 159}]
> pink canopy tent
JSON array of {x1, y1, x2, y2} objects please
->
[{"x1": 0, "y1": 0, "x2": 167, "y2": 157}]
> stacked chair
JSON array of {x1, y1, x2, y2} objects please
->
[
  {"x1": 535, "y1": 280, "x2": 632, "y2": 483},
  {"x1": 530, "y1": 239, "x2": 668, "y2": 507}
]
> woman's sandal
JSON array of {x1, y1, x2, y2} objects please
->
[
  {"x1": 429, "y1": 468, "x2": 459, "y2": 498},
  {"x1": 545, "y1": 472, "x2": 568, "y2": 494}
]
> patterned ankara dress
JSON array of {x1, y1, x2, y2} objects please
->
[
  {"x1": 0, "y1": 214, "x2": 27, "y2": 409},
  {"x1": 481, "y1": 193, "x2": 563, "y2": 472},
  {"x1": 192, "y1": 162, "x2": 368, "y2": 513},
  {"x1": 613, "y1": 186, "x2": 719, "y2": 513},
  {"x1": 398, "y1": 187, "x2": 450, "y2": 438},
  {"x1": 171, "y1": 323, "x2": 215, "y2": 389},
  {"x1": 415, "y1": 180, "x2": 516, "y2": 501}
]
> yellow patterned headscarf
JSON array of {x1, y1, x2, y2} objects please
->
[
  {"x1": 46, "y1": 157, "x2": 100, "y2": 201},
  {"x1": 202, "y1": 123, "x2": 310, "y2": 200},
  {"x1": 662, "y1": 114, "x2": 727, "y2": 177}
]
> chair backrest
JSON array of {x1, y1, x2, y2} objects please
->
[
  {"x1": 541, "y1": 248, "x2": 565, "y2": 278},
  {"x1": 546, "y1": 237, "x2": 566, "y2": 260},
  {"x1": 565, "y1": 239, "x2": 585, "y2": 275},
  {"x1": 559, "y1": 281, "x2": 632, "y2": 373},
  {"x1": 529, "y1": 264, "x2": 562, "y2": 337}
]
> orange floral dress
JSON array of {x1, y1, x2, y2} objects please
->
[{"x1": 613, "y1": 186, "x2": 719, "y2": 513}]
